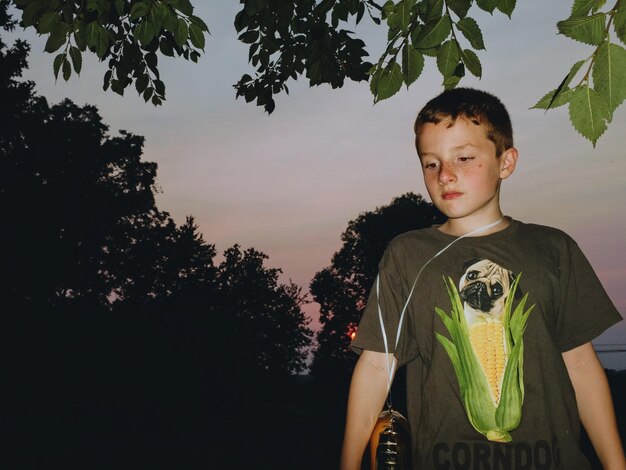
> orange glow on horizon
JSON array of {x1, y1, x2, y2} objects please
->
[{"x1": 348, "y1": 325, "x2": 357, "y2": 341}]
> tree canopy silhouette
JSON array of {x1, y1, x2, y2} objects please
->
[
  {"x1": 310, "y1": 192, "x2": 444, "y2": 379},
  {"x1": 1, "y1": 13, "x2": 311, "y2": 353},
  {"x1": 1, "y1": 19, "x2": 314, "y2": 466},
  {"x1": 1, "y1": 22, "x2": 312, "y2": 461}
]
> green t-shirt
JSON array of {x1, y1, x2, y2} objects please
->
[{"x1": 352, "y1": 219, "x2": 622, "y2": 470}]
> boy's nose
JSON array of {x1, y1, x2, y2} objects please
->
[{"x1": 438, "y1": 163, "x2": 456, "y2": 185}]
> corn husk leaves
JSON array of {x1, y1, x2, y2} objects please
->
[{"x1": 435, "y1": 274, "x2": 534, "y2": 442}]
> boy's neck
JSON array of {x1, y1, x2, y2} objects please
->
[{"x1": 438, "y1": 215, "x2": 509, "y2": 237}]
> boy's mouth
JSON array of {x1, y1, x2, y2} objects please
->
[{"x1": 442, "y1": 191, "x2": 463, "y2": 200}]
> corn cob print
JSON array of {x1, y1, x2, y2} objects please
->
[
  {"x1": 469, "y1": 319, "x2": 507, "y2": 405},
  {"x1": 435, "y1": 259, "x2": 534, "y2": 442}
]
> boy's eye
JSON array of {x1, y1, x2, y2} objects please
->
[
  {"x1": 423, "y1": 162, "x2": 438, "y2": 170},
  {"x1": 458, "y1": 156, "x2": 474, "y2": 162}
]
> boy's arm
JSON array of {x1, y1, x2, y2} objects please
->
[
  {"x1": 562, "y1": 342, "x2": 626, "y2": 470},
  {"x1": 340, "y1": 350, "x2": 396, "y2": 470}
]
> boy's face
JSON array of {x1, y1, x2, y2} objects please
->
[{"x1": 416, "y1": 116, "x2": 517, "y2": 227}]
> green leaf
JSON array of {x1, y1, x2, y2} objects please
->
[
  {"x1": 460, "y1": 48, "x2": 481, "y2": 77},
  {"x1": 85, "y1": 21, "x2": 100, "y2": 49},
  {"x1": 557, "y1": 13, "x2": 606, "y2": 46},
  {"x1": 261, "y1": 35, "x2": 280, "y2": 53},
  {"x1": 145, "y1": 52, "x2": 158, "y2": 73},
  {"x1": 570, "y1": 0, "x2": 594, "y2": 18},
  {"x1": 568, "y1": 85, "x2": 610, "y2": 146},
  {"x1": 593, "y1": 42, "x2": 626, "y2": 116},
  {"x1": 130, "y1": 2, "x2": 149, "y2": 20},
  {"x1": 143, "y1": 86, "x2": 154, "y2": 101},
  {"x1": 356, "y1": 1, "x2": 366, "y2": 23},
  {"x1": 69, "y1": 46, "x2": 82, "y2": 74},
  {"x1": 190, "y1": 15, "x2": 210, "y2": 32},
  {"x1": 496, "y1": 0, "x2": 516, "y2": 18},
  {"x1": 111, "y1": 79, "x2": 125, "y2": 96},
  {"x1": 159, "y1": 38, "x2": 174, "y2": 56},
  {"x1": 189, "y1": 23, "x2": 205, "y2": 49},
  {"x1": 614, "y1": 2, "x2": 626, "y2": 45},
  {"x1": 154, "y1": 78, "x2": 165, "y2": 96},
  {"x1": 176, "y1": 0, "x2": 194, "y2": 16},
  {"x1": 562, "y1": 59, "x2": 586, "y2": 89},
  {"x1": 135, "y1": 73, "x2": 149, "y2": 94},
  {"x1": 62, "y1": 57, "x2": 71, "y2": 81},
  {"x1": 373, "y1": 61, "x2": 403, "y2": 102},
  {"x1": 163, "y1": 14, "x2": 176, "y2": 36},
  {"x1": 437, "y1": 40, "x2": 460, "y2": 77},
  {"x1": 382, "y1": 0, "x2": 395, "y2": 20},
  {"x1": 239, "y1": 30, "x2": 259, "y2": 44},
  {"x1": 476, "y1": 0, "x2": 497, "y2": 14},
  {"x1": 385, "y1": 8, "x2": 401, "y2": 30},
  {"x1": 426, "y1": 0, "x2": 445, "y2": 21},
  {"x1": 531, "y1": 87, "x2": 575, "y2": 109},
  {"x1": 163, "y1": 8, "x2": 178, "y2": 32},
  {"x1": 96, "y1": 26, "x2": 109, "y2": 58},
  {"x1": 414, "y1": 15, "x2": 451, "y2": 48},
  {"x1": 420, "y1": 46, "x2": 439, "y2": 57},
  {"x1": 147, "y1": 11, "x2": 163, "y2": 38},
  {"x1": 114, "y1": 0, "x2": 125, "y2": 15},
  {"x1": 443, "y1": 73, "x2": 461, "y2": 89},
  {"x1": 53, "y1": 53, "x2": 64, "y2": 79},
  {"x1": 21, "y1": 1, "x2": 43, "y2": 27},
  {"x1": 86, "y1": 0, "x2": 99, "y2": 13},
  {"x1": 103, "y1": 69, "x2": 112, "y2": 91},
  {"x1": 38, "y1": 12, "x2": 60, "y2": 34},
  {"x1": 533, "y1": 59, "x2": 586, "y2": 110},
  {"x1": 135, "y1": 20, "x2": 156, "y2": 47},
  {"x1": 399, "y1": 0, "x2": 417, "y2": 33},
  {"x1": 402, "y1": 43, "x2": 424, "y2": 86},
  {"x1": 74, "y1": 27, "x2": 87, "y2": 51},
  {"x1": 174, "y1": 18, "x2": 189, "y2": 47},
  {"x1": 443, "y1": 63, "x2": 464, "y2": 89},
  {"x1": 456, "y1": 17, "x2": 485, "y2": 50},
  {"x1": 592, "y1": 0, "x2": 607, "y2": 13},
  {"x1": 447, "y1": 0, "x2": 472, "y2": 19},
  {"x1": 44, "y1": 31, "x2": 67, "y2": 53}
]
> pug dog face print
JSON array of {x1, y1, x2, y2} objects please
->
[{"x1": 459, "y1": 258, "x2": 518, "y2": 327}]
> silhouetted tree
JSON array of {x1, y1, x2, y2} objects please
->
[
  {"x1": 217, "y1": 245, "x2": 312, "y2": 376},
  {"x1": 1, "y1": 99, "x2": 165, "y2": 309},
  {"x1": 1, "y1": 22, "x2": 313, "y2": 465},
  {"x1": 310, "y1": 193, "x2": 444, "y2": 379}
]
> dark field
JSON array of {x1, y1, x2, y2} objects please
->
[
  {"x1": 3, "y1": 314, "x2": 625, "y2": 470},
  {"x1": 4, "y1": 369, "x2": 625, "y2": 470}
]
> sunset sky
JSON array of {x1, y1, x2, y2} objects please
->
[{"x1": 9, "y1": 2, "x2": 626, "y2": 363}]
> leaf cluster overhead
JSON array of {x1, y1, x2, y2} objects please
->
[
  {"x1": 533, "y1": 0, "x2": 626, "y2": 146},
  {"x1": 14, "y1": 0, "x2": 209, "y2": 105},
  {"x1": 12, "y1": 0, "x2": 626, "y2": 146}
]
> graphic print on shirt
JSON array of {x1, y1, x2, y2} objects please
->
[{"x1": 435, "y1": 259, "x2": 535, "y2": 443}]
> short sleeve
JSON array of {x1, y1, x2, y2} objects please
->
[
  {"x1": 351, "y1": 242, "x2": 420, "y2": 366},
  {"x1": 556, "y1": 238, "x2": 623, "y2": 352}
]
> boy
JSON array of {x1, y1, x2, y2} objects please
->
[{"x1": 341, "y1": 88, "x2": 625, "y2": 470}]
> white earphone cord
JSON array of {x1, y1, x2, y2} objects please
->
[{"x1": 376, "y1": 218, "x2": 504, "y2": 393}]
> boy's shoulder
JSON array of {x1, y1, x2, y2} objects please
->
[{"x1": 514, "y1": 220, "x2": 577, "y2": 246}]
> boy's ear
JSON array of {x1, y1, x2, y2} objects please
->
[{"x1": 499, "y1": 147, "x2": 518, "y2": 180}]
